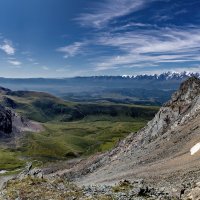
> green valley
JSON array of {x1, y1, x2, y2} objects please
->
[{"x1": 0, "y1": 88, "x2": 159, "y2": 171}]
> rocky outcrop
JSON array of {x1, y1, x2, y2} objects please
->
[
  {"x1": 184, "y1": 182, "x2": 200, "y2": 200},
  {"x1": 0, "y1": 87, "x2": 11, "y2": 95},
  {"x1": 12, "y1": 112, "x2": 43, "y2": 134},
  {"x1": 109, "y1": 77, "x2": 200, "y2": 158},
  {"x1": 0, "y1": 105, "x2": 12, "y2": 136},
  {"x1": 17, "y1": 162, "x2": 43, "y2": 180},
  {"x1": 132, "y1": 77, "x2": 200, "y2": 145},
  {"x1": 0, "y1": 103, "x2": 43, "y2": 137},
  {"x1": 2, "y1": 97, "x2": 17, "y2": 109},
  {"x1": 0, "y1": 107, "x2": 43, "y2": 137}
]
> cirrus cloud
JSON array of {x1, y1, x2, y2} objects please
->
[
  {"x1": 94, "y1": 28, "x2": 200, "y2": 71},
  {"x1": 8, "y1": 60, "x2": 21, "y2": 66},
  {"x1": 76, "y1": 0, "x2": 151, "y2": 28},
  {"x1": 0, "y1": 40, "x2": 15, "y2": 55},
  {"x1": 56, "y1": 42, "x2": 86, "y2": 58}
]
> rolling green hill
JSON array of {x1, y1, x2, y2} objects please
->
[{"x1": 0, "y1": 88, "x2": 159, "y2": 171}]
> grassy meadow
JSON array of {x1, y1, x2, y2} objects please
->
[
  {"x1": 19, "y1": 116, "x2": 148, "y2": 161},
  {"x1": 0, "y1": 90, "x2": 159, "y2": 171}
]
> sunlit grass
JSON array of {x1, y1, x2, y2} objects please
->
[
  {"x1": 0, "y1": 149, "x2": 24, "y2": 170},
  {"x1": 19, "y1": 116, "x2": 148, "y2": 161},
  {"x1": 0, "y1": 90, "x2": 158, "y2": 169}
]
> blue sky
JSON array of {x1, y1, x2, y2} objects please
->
[{"x1": 0, "y1": 0, "x2": 200, "y2": 77}]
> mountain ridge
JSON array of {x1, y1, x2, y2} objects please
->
[
  {"x1": 122, "y1": 71, "x2": 200, "y2": 80},
  {"x1": 0, "y1": 71, "x2": 199, "y2": 80},
  {"x1": 55, "y1": 77, "x2": 200, "y2": 194}
]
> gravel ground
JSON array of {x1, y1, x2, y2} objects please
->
[{"x1": 0, "y1": 175, "x2": 14, "y2": 190}]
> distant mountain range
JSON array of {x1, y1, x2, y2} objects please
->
[
  {"x1": 122, "y1": 71, "x2": 200, "y2": 80},
  {"x1": 0, "y1": 71, "x2": 199, "y2": 82},
  {"x1": 0, "y1": 71, "x2": 199, "y2": 105},
  {"x1": 72, "y1": 71, "x2": 200, "y2": 80}
]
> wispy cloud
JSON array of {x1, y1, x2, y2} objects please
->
[
  {"x1": 56, "y1": 0, "x2": 200, "y2": 75},
  {"x1": 0, "y1": 40, "x2": 15, "y2": 55},
  {"x1": 42, "y1": 66, "x2": 49, "y2": 70},
  {"x1": 8, "y1": 60, "x2": 22, "y2": 66},
  {"x1": 27, "y1": 57, "x2": 34, "y2": 62},
  {"x1": 94, "y1": 28, "x2": 200, "y2": 70},
  {"x1": 73, "y1": 0, "x2": 200, "y2": 73},
  {"x1": 76, "y1": 0, "x2": 150, "y2": 28},
  {"x1": 56, "y1": 42, "x2": 85, "y2": 58}
]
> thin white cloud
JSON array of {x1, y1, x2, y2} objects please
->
[
  {"x1": 110, "y1": 22, "x2": 158, "y2": 32},
  {"x1": 56, "y1": 42, "x2": 85, "y2": 58},
  {"x1": 76, "y1": 0, "x2": 150, "y2": 28},
  {"x1": 59, "y1": 0, "x2": 200, "y2": 75},
  {"x1": 0, "y1": 40, "x2": 15, "y2": 55},
  {"x1": 94, "y1": 28, "x2": 200, "y2": 71},
  {"x1": 8, "y1": 60, "x2": 21, "y2": 66},
  {"x1": 27, "y1": 57, "x2": 34, "y2": 62},
  {"x1": 42, "y1": 66, "x2": 49, "y2": 70}
]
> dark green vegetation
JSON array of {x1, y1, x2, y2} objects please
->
[
  {"x1": 0, "y1": 88, "x2": 159, "y2": 170},
  {"x1": 1, "y1": 90, "x2": 158, "y2": 123}
]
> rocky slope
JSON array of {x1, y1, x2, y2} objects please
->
[
  {"x1": 0, "y1": 108, "x2": 43, "y2": 138},
  {"x1": 0, "y1": 87, "x2": 43, "y2": 138},
  {"x1": 1, "y1": 77, "x2": 200, "y2": 199},
  {"x1": 47, "y1": 77, "x2": 200, "y2": 198}
]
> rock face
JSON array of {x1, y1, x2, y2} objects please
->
[
  {"x1": 17, "y1": 162, "x2": 44, "y2": 180},
  {"x1": 57, "y1": 77, "x2": 200, "y2": 195},
  {"x1": 2, "y1": 97, "x2": 17, "y2": 109},
  {"x1": 128, "y1": 77, "x2": 200, "y2": 146},
  {"x1": 0, "y1": 85, "x2": 44, "y2": 137},
  {"x1": 0, "y1": 105, "x2": 43, "y2": 137},
  {"x1": 0, "y1": 87, "x2": 11, "y2": 95},
  {"x1": 11, "y1": 112, "x2": 43, "y2": 134},
  {"x1": 111, "y1": 76, "x2": 200, "y2": 157},
  {"x1": 0, "y1": 105, "x2": 12, "y2": 136}
]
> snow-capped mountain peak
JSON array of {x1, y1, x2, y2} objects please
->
[{"x1": 122, "y1": 71, "x2": 200, "y2": 80}]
